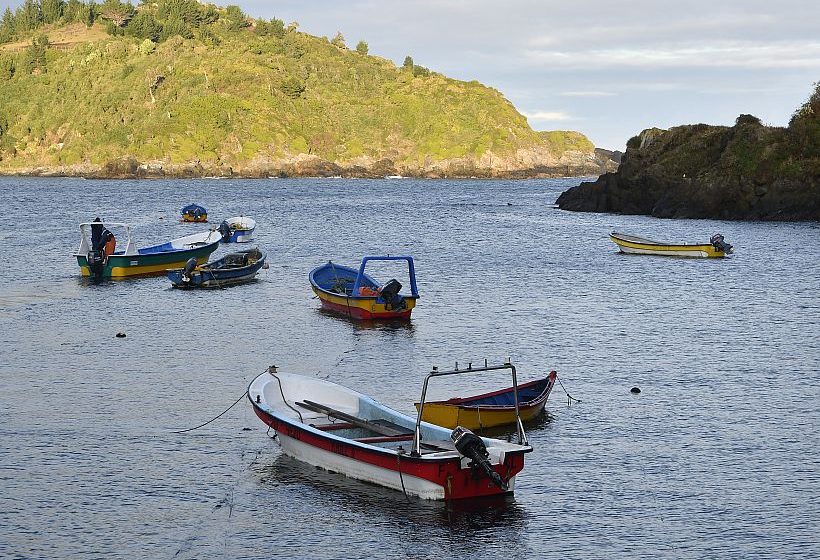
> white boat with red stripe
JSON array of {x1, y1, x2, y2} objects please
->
[{"x1": 248, "y1": 362, "x2": 534, "y2": 501}]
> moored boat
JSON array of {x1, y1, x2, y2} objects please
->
[
  {"x1": 75, "y1": 221, "x2": 221, "y2": 279},
  {"x1": 610, "y1": 231, "x2": 733, "y2": 257},
  {"x1": 181, "y1": 203, "x2": 208, "y2": 223},
  {"x1": 218, "y1": 216, "x2": 256, "y2": 243},
  {"x1": 167, "y1": 247, "x2": 267, "y2": 288},
  {"x1": 309, "y1": 256, "x2": 419, "y2": 320},
  {"x1": 416, "y1": 370, "x2": 558, "y2": 430},
  {"x1": 248, "y1": 362, "x2": 533, "y2": 500}
]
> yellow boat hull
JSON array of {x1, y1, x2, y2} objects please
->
[
  {"x1": 419, "y1": 402, "x2": 545, "y2": 430},
  {"x1": 610, "y1": 233, "x2": 727, "y2": 258}
]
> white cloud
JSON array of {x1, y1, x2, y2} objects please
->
[
  {"x1": 560, "y1": 91, "x2": 616, "y2": 97},
  {"x1": 523, "y1": 111, "x2": 573, "y2": 121}
]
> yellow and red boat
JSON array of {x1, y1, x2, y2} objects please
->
[
  {"x1": 416, "y1": 371, "x2": 558, "y2": 430},
  {"x1": 610, "y1": 231, "x2": 733, "y2": 258},
  {"x1": 181, "y1": 203, "x2": 208, "y2": 223},
  {"x1": 309, "y1": 256, "x2": 419, "y2": 320}
]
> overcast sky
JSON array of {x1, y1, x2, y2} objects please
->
[{"x1": 3, "y1": 0, "x2": 819, "y2": 149}]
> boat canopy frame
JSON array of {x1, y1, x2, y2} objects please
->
[
  {"x1": 413, "y1": 360, "x2": 527, "y2": 456},
  {"x1": 350, "y1": 255, "x2": 419, "y2": 297}
]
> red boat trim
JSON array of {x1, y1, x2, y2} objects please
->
[
  {"x1": 250, "y1": 399, "x2": 528, "y2": 500},
  {"x1": 318, "y1": 297, "x2": 413, "y2": 320}
]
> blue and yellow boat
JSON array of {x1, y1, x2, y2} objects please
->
[
  {"x1": 309, "y1": 256, "x2": 419, "y2": 320},
  {"x1": 181, "y1": 204, "x2": 208, "y2": 223},
  {"x1": 76, "y1": 221, "x2": 221, "y2": 279}
]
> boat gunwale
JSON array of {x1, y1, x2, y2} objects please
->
[
  {"x1": 419, "y1": 377, "x2": 554, "y2": 410},
  {"x1": 247, "y1": 374, "x2": 532, "y2": 461}
]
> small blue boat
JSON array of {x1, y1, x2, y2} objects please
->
[
  {"x1": 218, "y1": 216, "x2": 256, "y2": 243},
  {"x1": 167, "y1": 247, "x2": 267, "y2": 288},
  {"x1": 181, "y1": 204, "x2": 208, "y2": 223}
]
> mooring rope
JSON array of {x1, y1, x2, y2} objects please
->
[
  {"x1": 172, "y1": 391, "x2": 246, "y2": 434},
  {"x1": 172, "y1": 367, "x2": 270, "y2": 433},
  {"x1": 556, "y1": 375, "x2": 582, "y2": 406}
]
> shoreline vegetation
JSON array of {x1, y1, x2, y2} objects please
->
[
  {"x1": 557, "y1": 85, "x2": 820, "y2": 221},
  {"x1": 0, "y1": 1, "x2": 619, "y2": 179}
]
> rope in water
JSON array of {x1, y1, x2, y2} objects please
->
[
  {"x1": 556, "y1": 375, "x2": 582, "y2": 406},
  {"x1": 172, "y1": 367, "x2": 269, "y2": 433}
]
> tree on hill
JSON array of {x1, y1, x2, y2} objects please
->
[
  {"x1": 402, "y1": 55, "x2": 413, "y2": 71},
  {"x1": 126, "y1": 10, "x2": 162, "y2": 42},
  {"x1": 355, "y1": 40, "x2": 368, "y2": 55},
  {"x1": 330, "y1": 32, "x2": 346, "y2": 49},
  {"x1": 100, "y1": 0, "x2": 135, "y2": 27},
  {"x1": 41, "y1": 0, "x2": 64, "y2": 24},
  {"x1": 16, "y1": 0, "x2": 43, "y2": 33},
  {"x1": 0, "y1": 8, "x2": 15, "y2": 43},
  {"x1": 224, "y1": 5, "x2": 249, "y2": 30}
]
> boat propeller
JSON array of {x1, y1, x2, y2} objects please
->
[
  {"x1": 451, "y1": 426, "x2": 508, "y2": 490},
  {"x1": 710, "y1": 233, "x2": 733, "y2": 254},
  {"x1": 181, "y1": 257, "x2": 198, "y2": 282}
]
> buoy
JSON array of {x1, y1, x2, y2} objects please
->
[
  {"x1": 116, "y1": 332, "x2": 126, "y2": 338},
  {"x1": 630, "y1": 387, "x2": 641, "y2": 394}
]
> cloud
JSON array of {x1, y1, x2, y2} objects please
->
[
  {"x1": 560, "y1": 91, "x2": 616, "y2": 97},
  {"x1": 523, "y1": 111, "x2": 573, "y2": 121},
  {"x1": 523, "y1": 41, "x2": 820, "y2": 70}
]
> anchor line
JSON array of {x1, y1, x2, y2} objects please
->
[
  {"x1": 556, "y1": 375, "x2": 581, "y2": 406},
  {"x1": 172, "y1": 367, "x2": 268, "y2": 433}
]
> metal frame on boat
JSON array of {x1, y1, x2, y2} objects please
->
[
  {"x1": 610, "y1": 231, "x2": 733, "y2": 258},
  {"x1": 75, "y1": 222, "x2": 221, "y2": 279},
  {"x1": 309, "y1": 256, "x2": 420, "y2": 320},
  {"x1": 248, "y1": 361, "x2": 532, "y2": 501}
]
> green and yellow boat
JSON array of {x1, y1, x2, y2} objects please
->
[{"x1": 76, "y1": 220, "x2": 221, "y2": 279}]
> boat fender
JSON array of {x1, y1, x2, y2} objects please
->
[
  {"x1": 630, "y1": 387, "x2": 641, "y2": 394},
  {"x1": 451, "y1": 426, "x2": 507, "y2": 490}
]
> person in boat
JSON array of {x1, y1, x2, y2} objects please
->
[{"x1": 90, "y1": 218, "x2": 116, "y2": 257}]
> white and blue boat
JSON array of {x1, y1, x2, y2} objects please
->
[
  {"x1": 219, "y1": 216, "x2": 256, "y2": 243},
  {"x1": 167, "y1": 247, "x2": 267, "y2": 288}
]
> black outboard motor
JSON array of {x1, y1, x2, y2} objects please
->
[
  {"x1": 451, "y1": 426, "x2": 508, "y2": 490},
  {"x1": 181, "y1": 257, "x2": 198, "y2": 282},
  {"x1": 87, "y1": 218, "x2": 109, "y2": 278},
  {"x1": 710, "y1": 233, "x2": 733, "y2": 254},
  {"x1": 218, "y1": 220, "x2": 232, "y2": 242},
  {"x1": 379, "y1": 279, "x2": 406, "y2": 310}
]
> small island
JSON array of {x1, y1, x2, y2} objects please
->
[{"x1": 556, "y1": 84, "x2": 820, "y2": 221}]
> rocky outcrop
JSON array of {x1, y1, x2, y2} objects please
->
[
  {"x1": 557, "y1": 113, "x2": 820, "y2": 221},
  {"x1": 0, "y1": 146, "x2": 618, "y2": 179}
]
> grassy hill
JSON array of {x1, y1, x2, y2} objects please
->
[{"x1": 0, "y1": 2, "x2": 609, "y2": 178}]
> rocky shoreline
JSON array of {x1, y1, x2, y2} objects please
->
[
  {"x1": 557, "y1": 116, "x2": 820, "y2": 221},
  {"x1": 0, "y1": 149, "x2": 620, "y2": 180}
]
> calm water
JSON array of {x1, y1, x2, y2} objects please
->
[{"x1": 0, "y1": 176, "x2": 818, "y2": 559}]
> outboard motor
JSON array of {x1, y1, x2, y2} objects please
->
[
  {"x1": 218, "y1": 220, "x2": 232, "y2": 242},
  {"x1": 87, "y1": 219, "x2": 109, "y2": 278},
  {"x1": 379, "y1": 279, "x2": 406, "y2": 310},
  {"x1": 451, "y1": 426, "x2": 508, "y2": 490},
  {"x1": 181, "y1": 257, "x2": 198, "y2": 282},
  {"x1": 710, "y1": 233, "x2": 733, "y2": 254}
]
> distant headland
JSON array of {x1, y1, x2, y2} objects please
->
[
  {"x1": 0, "y1": 2, "x2": 617, "y2": 179},
  {"x1": 557, "y1": 84, "x2": 820, "y2": 221}
]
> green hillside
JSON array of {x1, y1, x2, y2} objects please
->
[{"x1": 0, "y1": 1, "x2": 605, "y2": 177}]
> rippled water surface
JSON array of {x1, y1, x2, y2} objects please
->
[{"x1": 1, "y1": 176, "x2": 818, "y2": 559}]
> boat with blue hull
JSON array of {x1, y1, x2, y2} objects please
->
[
  {"x1": 168, "y1": 247, "x2": 267, "y2": 288},
  {"x1": 218, "y1": 216, "x2": 256, "y2": 243},
  {"x1": 76, "y1": 221, "x2": 221, "y2": 279},
  {"x1": 309, "y1": 256, "x2": 419, "y2": 320},
  {"x1": 181, "y1": 204, "x2": 208, "y2": 223}
]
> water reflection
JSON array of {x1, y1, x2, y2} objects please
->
[{"x1": 254, "y1": 453, "x2": 530, "y2": 552}]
